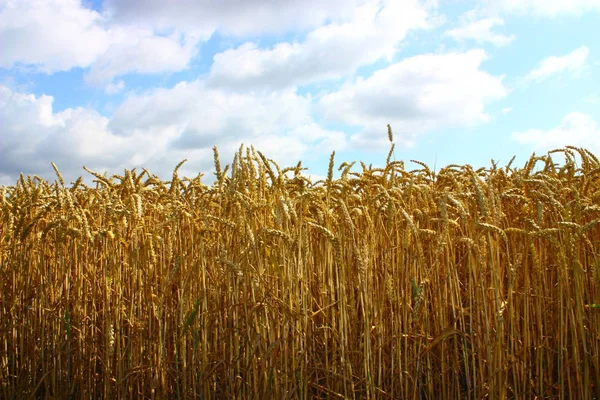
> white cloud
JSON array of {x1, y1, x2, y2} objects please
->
[
  {"x1": 524, "y1": 46, "x2": 589, "y2": 82},
  {"x1": 583, "y1": 94, "x2": 599, "y2": 104},
  {"x1": 0, "y1": 85, "x2": 141, "y2": 181},
  {"x1": 502, "y1": 107, "x2": 513, "y2": 114},
  {"x1": 0, "y1": 0, "x2": 203, "y2": 86},
  {"x1": 0, "y1": 0, "x2": 438, "y2": 91},
  {"x1": 0, "y1": 0, "x2": 111, "y2": 73},
  {"x1": 317, "y1": 49, "x2": 507, "y2": 150},
  {"x1": 0, "y1": 83, "x2": 347, "y2": 185},
  {"x1": 444, "y1": 16, "x2": 515, "y2": 47},
  {"x1": 104, "y1": 80, "x2": 125, "y2": 95},
  {"x1": 512, "y1": 112, "x2": 600, "y2": 153},
  {"x1": 110, "y1": 81, "x2": 310, "y2": 136},
  {"x1": 110, "y1": 80, "x2": 347, "y2": 157},
  {"x1": 84, "y1": 30, "x2": 199, "y2": 87},
  {"x1": 103, "y1": 0, "x2": 367, "y2": 37},
  {"x1": 206, "y1": 0, "x2": 432, "y2": 91},
  {"x1": 491, "y1": 0, "x2": 600, "y2": 17}
]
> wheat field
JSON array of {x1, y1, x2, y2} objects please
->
[{"x1": 1, "y1": 128, "x2": 599, "y2": 399}]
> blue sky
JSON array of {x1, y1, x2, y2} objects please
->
[{"x1": 1, "y1": 0, "x2": 599, "y2": 186}]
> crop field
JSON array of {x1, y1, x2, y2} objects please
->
[{"x1": 1, "y1": 129, "x2": 599, "y2": 399}]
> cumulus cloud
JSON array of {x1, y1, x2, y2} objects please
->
[
  {"x1": 0, "y1": 0, "x2": 438, "y2": 92},
  {"x1": 104, "y1": 80, "x2": 125, "y2": 95},
  {"x1": 511, "y1": 112, "x2": 600, "y2": 152},
  {"x1": 317, "y1": 49, "x2": 507, "y2": 150},
  {"x1": 444, "y1": 16, "x2": 515, "y2": 47},
  {"x1": 110, "y1": 80, "x2": 347, "y2": 159},
  {"x1": 84, "y1": 30, "x2": 199, "y2": 87},
  {"x1": 0, "y1": 83, "x2": 347, "y2": 186},
  {"x1": 102, "y1": 0, "x2": 366, "y2": 37},
  {"x1": 0, "y1": 85, "x2": 142, "y2": 183},
  {"x1": 524, "y1": 46, "x2": 589, "y2": 82},
  {"x1": 110, "y1": 82, "x2": 310, "y2": 135},
  {"x1": 490, "y1": 0, "x2": 600, "y2": 17},
  {"x1": 0, "y1": 0, "x2": 204, "y2": 89},
  {"x1": 0, "y1": 0, "x2": 112, "y2": 73},
  {"x1": 206, "y1": 0, "x2": 432, "y2": 91}
]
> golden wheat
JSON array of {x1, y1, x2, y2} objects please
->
[{"x1": 0, "y1": 129, "x2": 599, "y2": 399}]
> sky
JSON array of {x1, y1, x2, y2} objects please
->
[{"x1": 1, "y1": 0, "x2": 599, "y2": 187}]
